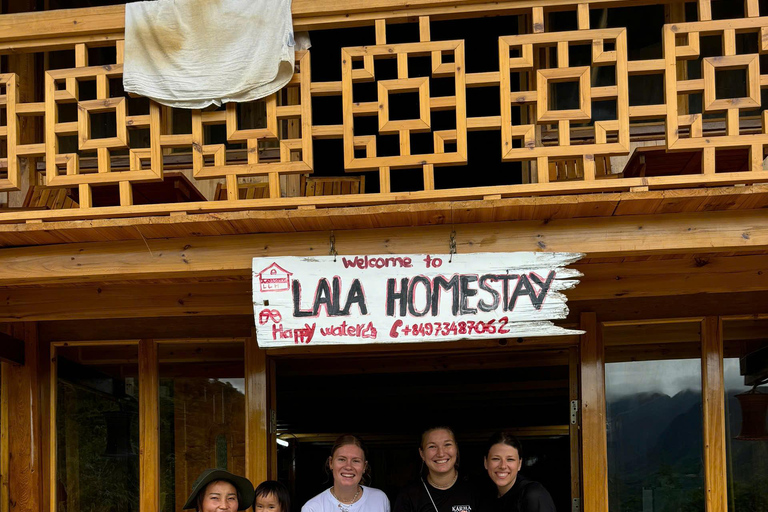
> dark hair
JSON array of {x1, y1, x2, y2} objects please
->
[
  {"x1": 254, "y1": 480, "x2": 291, "y2": 512},
  {"x1": 326, "y1": 434, "x2": 372, "y2": 486},
  {"x1": 419, "y1": 426, "x2": 457, "y2": 450},
  {"x1": 485, "y1": 431, "x2": 524, "y2": 459},
  {"x1": 419, "y1": 426, "x2": 460, "y2": 472},
  {"x1": 196, "y1": 480, "x2": 243, "y2": 512}
]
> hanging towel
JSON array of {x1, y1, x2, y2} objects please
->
[{"x1": 124, "y1": 0, "x2": 298, "y2": 109}]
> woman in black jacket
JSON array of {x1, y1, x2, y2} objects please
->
[
  {"x1": 393, "y1": 426, "x2": 481, "y2": 512},
  {"x1": 484, "y1": 432, "x2": 556, "y2": 512}
]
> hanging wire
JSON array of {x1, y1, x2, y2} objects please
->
[
  {"x1": 449, "y1": 204, "x2": 457, "y2": 263},
  {"x1": 329, "y1": 231, "x2": 337, "y2": 262},
  {"x1": 448, "y1": 230, "x2": 457, "y2": 263}
]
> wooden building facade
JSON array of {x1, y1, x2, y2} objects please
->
[{"x1": 0, "y1": 0, "x2": 768, "y2": 511}]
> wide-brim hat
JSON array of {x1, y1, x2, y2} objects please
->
[{"x1": 182, "y1": 468, "x2": 255, "y2": 510}]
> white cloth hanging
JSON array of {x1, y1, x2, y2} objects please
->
[{"x1": 123, "y1": 0, "x2": 298, "y2": 109}]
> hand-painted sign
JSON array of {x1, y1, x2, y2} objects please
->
[{"x1": 252, "y1": 252, "x2": 583, "y2": 347}]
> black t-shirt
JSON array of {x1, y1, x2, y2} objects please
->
[
  {"x1": 493, "y1": 475, "x2": 556, "y2": 512},
  {"x1": 393, "y1": 477, "x2": 482, "y2": 512}
]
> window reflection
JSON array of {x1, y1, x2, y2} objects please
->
[
  {"x1": 604, "y1": 322, "x2": 704, "y2": 512},
  {"x1": 55, "y1": 343, "x2": 140, "y2": 512},
  {"x1": 723, "y1": 319, "x2": 768, "y2": 512},
  {"x1": 158, "y1": 341, "x2": 245, "y2": 512}
]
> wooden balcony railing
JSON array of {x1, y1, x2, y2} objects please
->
[{"x1": 0, "y1": 0, "x2": 767, "y2": 222}]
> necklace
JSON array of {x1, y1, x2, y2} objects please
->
[
  {"x1": 428, "y1": 471, "x2": 458, "y2": 490},
  {"x1": 330, "y1": 486, "x2": 362, "y2": 512}
]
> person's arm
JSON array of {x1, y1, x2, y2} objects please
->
[
  {"x1": 383, "y1": 493, "x2": 392, "y2": 512},
  {"x1": 519, "y1": 483, "x2": 556, "y2": 512}
]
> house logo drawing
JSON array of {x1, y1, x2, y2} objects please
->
[{"x1": 256, "y1": 263, "x2": 292, "y2": 292}]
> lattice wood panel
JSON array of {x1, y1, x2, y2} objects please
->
[
  {"x1": 191, "y1": 50, "x2": 313, "y2": 200},
  {"x1": 664, "y1": 16, "x2": 768, "y2": 174},
  {"x1": 499, "y1": 28, "x2": 630, "y2": 182},
  {"x1": 2, "y1": 0, "x2": 768, "y2": 213},
  {"x1": 0, "y1": 73, "x2": 20, "y2": 190},
  {"x1": 341, "y1": 17, "x2": 467, "y2": 192}
]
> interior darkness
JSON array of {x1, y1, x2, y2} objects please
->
[{"x1": 275, "y1": 351, "x2": 572, "y2": 512}]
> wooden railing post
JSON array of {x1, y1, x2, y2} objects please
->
[
  {"x1": 580, "y1": 312, "x2": 608, "y2": 512},
  {"x1": 701, "y1": 317, "x2": 727, "y2": 512}
]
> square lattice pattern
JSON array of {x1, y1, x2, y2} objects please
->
[
  {"x1": 341, "y1": 40, "x2": 467, "y2": 170},
  {"x1": 664, "y1": 17, "x2": 768, "y2": 171},
  {"x1": 499, "y1": 28, "x2": 630, "y2": 172}
]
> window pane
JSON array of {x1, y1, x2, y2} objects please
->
[
  {"x1": 604, "y1": 322, "x2": 704, "y2": 512},
  {"x1": 55, "y1": 343, "x2": 140, "y2": 512},
  {"x1": 158, "y1": 341, "x2": 245, "y2": 512},
  {"x1": 723, "y1": 319, "x2": 768, "y2": 512}
]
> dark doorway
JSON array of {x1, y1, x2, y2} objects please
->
[{"x1": 274, "y1": 348, "x2": 576, "y2": 512}]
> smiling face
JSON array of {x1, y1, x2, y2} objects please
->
[
  {"x1": 254, "y1": 493, "x2": 281, "y2": 512},
  {"x1": 419, "y1": 428, "x2": 458, "y2": 477},
  {"x1": 329, "y1": 443, "x2": 367, "y2": 489},
  {"x1": 484, "y1": 443, "x2": 523, "y2": 496},
  {"x1": 200, "y1": 481, "x2": 239, "y2": 512}
]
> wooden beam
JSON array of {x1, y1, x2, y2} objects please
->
[
  {"x1": 6, "y1": 323, "x2": 42, "y2": 512},
  {"x1": 2, "y1": 209, "x2": 768, "y2": 286},
  {"x1": 3, "y1": 253, "x2": 768, "y2": 321},
  {"x1": 245, "y1": 331, "x2": 269, "y2": 486},
  {"x1": 39, "y1": 315, "x2": 254, "y2": 341},
  {"x1": 580, "y1": 312, "x2": 608, "y2": 512},
  {"x1": 569, "y1": 290, "x2": 768, "y2": 323},
  {"x1": 701, "y1": 317, "x2": 727, "y2": 512},
  {"x1": 0, "y1": 331, "x2": 24, "y2": 364},
  {"x1": 572, "y1": 254, "x2": 768, "y2": 300},
  {"x1": 139, "y1": 339, "x2": 159, "y2": 512},
  {"x1": 3, "y1": 185, "x2": 768, "y2": 247},
  {"x1": 0, "y1": 0, "x2": 699, "y2": 45}
]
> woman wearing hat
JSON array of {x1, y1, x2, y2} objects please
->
[{"x1": 183, "y1": 468, "x2": 256, "y2": 512}]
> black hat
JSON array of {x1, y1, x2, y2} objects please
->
[{"x1": 182, "y1": 469, "x2": 255, "y2": 511}]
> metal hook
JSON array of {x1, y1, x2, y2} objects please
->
[
  {"x1": 448, "y1": 230, "x2": 457, "y2": 263},
  {"x1": 330, "y1": 231, "x2": 338, "y2": 262}
]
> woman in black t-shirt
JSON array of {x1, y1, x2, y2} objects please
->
[
  {"x1": 393, "y1": 426, "x2": 481, "y2": 512},
  {"x1": 484, "y1": 432, "x2": 555, "y2": 512}
]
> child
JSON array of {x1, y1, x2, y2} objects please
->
[{"x1": 254, "y1": 480, "x2": 292, "y2": 512}]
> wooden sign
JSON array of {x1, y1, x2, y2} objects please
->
[{"x1": 252, "y1": 252, "x2": 583, "y2": 347}]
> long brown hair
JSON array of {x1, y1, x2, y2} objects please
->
[{"x1": 325, "y1": 434, "x2": 372, "y2": 486}]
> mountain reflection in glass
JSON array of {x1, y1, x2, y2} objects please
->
[
  {"x1": 723, "y1": 319, "x2": 768, "y2": 512},
  {"x1": 604, "y1": 322, "x2": 704, "y2": 512}
]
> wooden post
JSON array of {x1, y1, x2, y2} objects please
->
[
  {"x1": 4, "y1": 0, "x2": 40, "y2": 206},
  {"x1": 6, "y1": 323, "x2": 43, "y2": 512},
  {"x1": 245, "y1": 330, "x2": 269, "y2": 485},
  {"x1": 569, "y1": 346, "x2": 582, "y2": 511},
  {"x1": 36, "y1": 336, "x2": 50, "y2": 512},
  {"x1": 701, "y1": 317, "x2": 727, "y2": 512},
  {"x1": 0, "y1": 360, "x2": 9, "y2": 512},
  {"x1": 580, "y1": 313, "x2": 608, "y2": 512},
  {"x1": 268, "y1": 358, "x2": 278, "y2": 479},
  {"x1": 139, "y1": 339, "x2": 159, "y2": 512}
]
